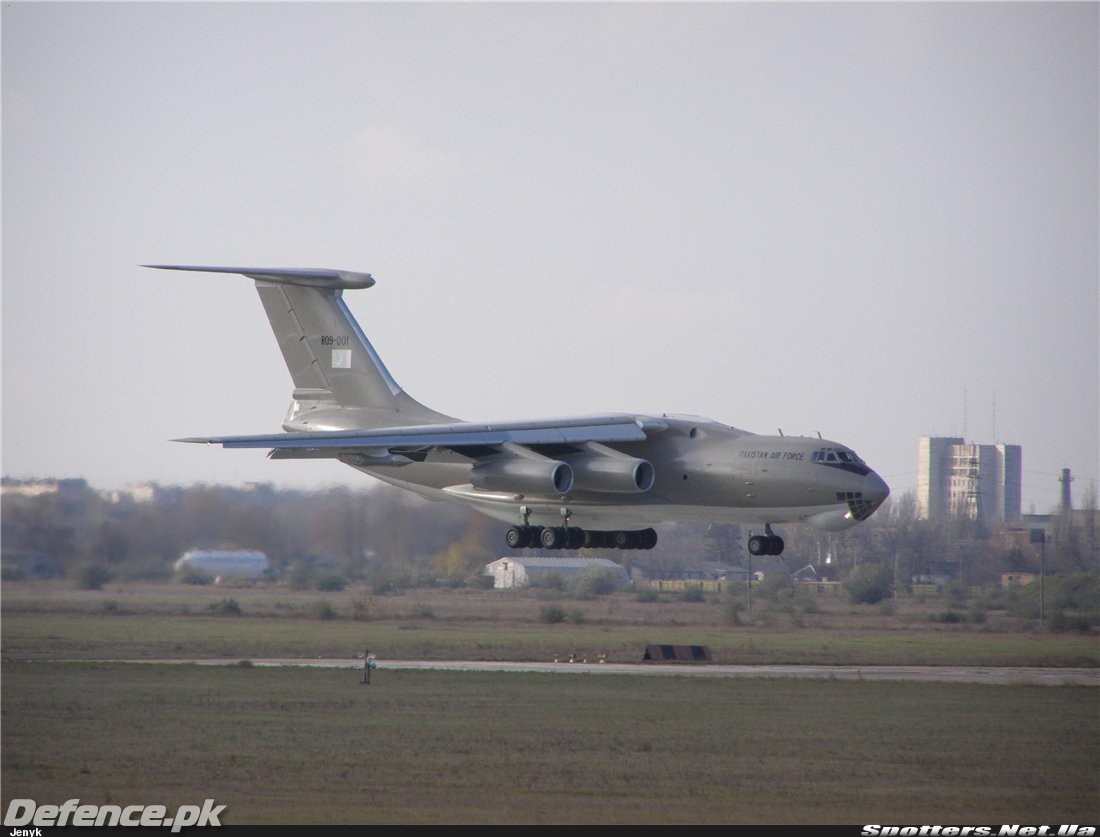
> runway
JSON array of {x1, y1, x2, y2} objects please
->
[{"x1": 114, "y1": 657, "x2": 1100, "y2": 686}]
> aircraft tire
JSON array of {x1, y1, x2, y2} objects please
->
[
  {"x1": 566, "y1": 528, "x2": 585, "y2": 549},
  {"x1": 639, "y1": 528, "x2": 658, "y2": 549},
  {"x1": 613, "y1": 530, "x2": 637, "y2": 549},
  {"x1": 540, "y1": 527, "x2": 565, "y2": 549},
  {"x1": 748, "y1": 535, "x2": 768, "y2": 556},
  {"x1": 505, "y1": 526, "x2": 532, "y2": 549},
  {"x1": 769, "y1": 535, "x2": 784, "y2": 555}
]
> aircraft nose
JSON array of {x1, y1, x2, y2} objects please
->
[
  {"x1": 843, "y1": 470, "x2": 891, "y2": 522},
  {"x1": 863, "y1": 470, "x2": 890, "y2": 513}
]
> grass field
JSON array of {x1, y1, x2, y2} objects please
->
[
  {"x1": 3, "y1": 580, "x2": 1099, "y2": 667},
  {"x1": 2, "y1": 580, "x2": 1098, "y2": 824},
  {"x1": 3, "y1": 662, "x2": 1098, "y2": 824}
]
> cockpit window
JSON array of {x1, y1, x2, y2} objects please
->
[{"x1": 813, "y1": 447, "x2": 865, "y2": 465}]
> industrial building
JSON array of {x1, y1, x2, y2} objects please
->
[
  {"x1": 916, "y1": 437, "x2": 1022, "y2": 522},
  {"x1": 485, "y1": 556, "x2": 629, "y2": 589}
]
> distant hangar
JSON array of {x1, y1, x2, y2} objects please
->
[
  {"x1": 486, "y1": 556, "x2": 628, "y2": 590},
  {"x1": 175, "y1": 549, "x2": 269, "y2": 581}
]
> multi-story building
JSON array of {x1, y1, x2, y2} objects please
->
[{"x1": 917, "y1": 437, "x2": 1022, "y2": 522}]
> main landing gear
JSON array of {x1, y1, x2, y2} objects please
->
[
  {"x1": 504, "y1": 525, "x2": 658, "y2": 551},
  {"x1": 747, "y1": 524, "x2": 785, "y2": 556}
]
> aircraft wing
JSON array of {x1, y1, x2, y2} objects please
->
[{"x1": 176, "y1": 413, "x2": 665, "y2": 457}]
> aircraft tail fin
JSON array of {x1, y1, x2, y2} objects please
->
[{"x1": 145, "y1": 265, "x2": 455, "y2": 431}]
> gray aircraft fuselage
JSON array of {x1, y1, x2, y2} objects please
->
[
  {"x1": 358, "y1": 416, "x2": 886, "y2": 535},
  {"x1": 148, "y1": 264, "x2": 890, "y2": 554}
]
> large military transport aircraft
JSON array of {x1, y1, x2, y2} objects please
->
[{"x1": 147, "y1": 265, "x2": 889, "y2": 554}]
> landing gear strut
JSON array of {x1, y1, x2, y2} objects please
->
[{"x1": 748, "y1": 525, "x2": 785, "y2": 556}]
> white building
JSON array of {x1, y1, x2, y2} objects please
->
[
  {"x1": 175, "y1": 549, "x2": 270, "y2": 581},
  {"x1": 917, "y1": 437, "x2": 1022, "y2": 522},
  {"x1": 485, "y1": 556, "x2": 629, "y2": 589}
]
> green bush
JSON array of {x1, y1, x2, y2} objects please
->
[
  {"x1": 930, "y1": 610, "x2": 963, "y2": 624},
  {"x1": 539, "y1": 605, "x2": 567, "y2": 624},
  {"x1": 756, "y1": 573, "x2": 795, "y2": 603},
  {"x1": 316, "y1": 574, "x2": 347, "y2": 592},
  {"x1": 175, "y1": 565, "x2": 211, "y2": 585},
  {"x1": 530, "y1": 572, "x2": 566, "y2": 591},
  {"x1": 286, "y1": 561, "x2": 315, "y2": 590},
  {"x1": 724, "y1": 600, "x2": 744, "y2": 626},
  {"x1": 635, "y1": 588, "x2": 659, "y2": 603},
  {"x1": 1051, "y1": 573, "x2": 1100, "y2": 611},
  {"x1": 347, "y1": 599, "x2": 371, "y2": 621},
  {"x1": 844, "y1": 563, "x2": 894, "y2": 605},
  {"x1": 945, "y1": 581, "x2": 971, "y2": 607},
  {"x1": 73, "y1": 562, "x2": 112, "y2": 591},
  {"x1": 678, "y1": 585, "x2": 706, "y2": 603},
  {"x1": 207, "y1": 597, "x2": 242, "y2": 616},
  {"x1": 311, "y1": 600, "x2": 337, "y2": 620},
  {"x1": 570, "y1": 567, "x2": 622, "y2": 597},
  {"x1": 1048, "y1": 611, "x2": 1095, "y2": 633}
]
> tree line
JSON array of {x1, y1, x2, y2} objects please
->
[{"x1": 1, "y1": 477, "x2": 1096, "y2": 593}]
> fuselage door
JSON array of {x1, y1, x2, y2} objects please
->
[{"x1": 732, "y1": 464, "x2": 757, "y2": 507}]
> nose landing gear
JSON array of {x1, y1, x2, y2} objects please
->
[{"x1": 748, "y1": 525, "x2": 785, "y2": 556}]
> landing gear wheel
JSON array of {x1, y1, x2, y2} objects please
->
[
  {"x1": 540, "y1": 527, "x2": 565, "y2": 549},
  {"x1": 583, "y1": 530, "x2": 606, "y2": 549},
  {"x1": 638, "y1": 528, "x2": 658, "y2": 549},
  {"x1": 613, "y1": 531, "x2": 638, "y2": 549},
  {"x1": 505, "y1": 526, "x2": 532, "y2": 549},
  {"x1": 749, "y1": 534, "x2": 785, "y2": 556},
  {"x1": 565, "y1": 528, "x2": 585, "y2": 549}
]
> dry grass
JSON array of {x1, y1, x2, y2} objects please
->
[
  {"x1": 2, "y1": 580, "x2": 1097, "y2": 668},
  {"x1": 2, "y1": 662, "x2": 1097, "y2": 824},
  {"x1": 3, "y1": 581, "x2": 1098, "y2": 824}
]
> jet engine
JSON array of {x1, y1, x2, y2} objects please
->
[
  {"x1": 469, "y1": 457, "x2": 574, "y2": 495},
  {"x1": 568, "y1": 453, "x2": 655, "y2": 493}
]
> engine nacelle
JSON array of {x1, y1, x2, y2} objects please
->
[
  {"x1": 470, "y1": 457, "x2": 574, "y2": 495},
  {"x1": 568, "y1": 454, "x2": 655, "y2": 494}
]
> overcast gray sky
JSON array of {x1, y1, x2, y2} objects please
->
[{"x1": 3, "y1": 1, "x2": 1097, "y2": 514}]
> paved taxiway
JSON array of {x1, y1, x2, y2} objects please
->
[{"x1": 116, "y1": 658, "x2": 1100, "y2": 686}]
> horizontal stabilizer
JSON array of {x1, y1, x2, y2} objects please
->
[{"x1": 143, "y1": 264, "x2": 374, "y2": 289}]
